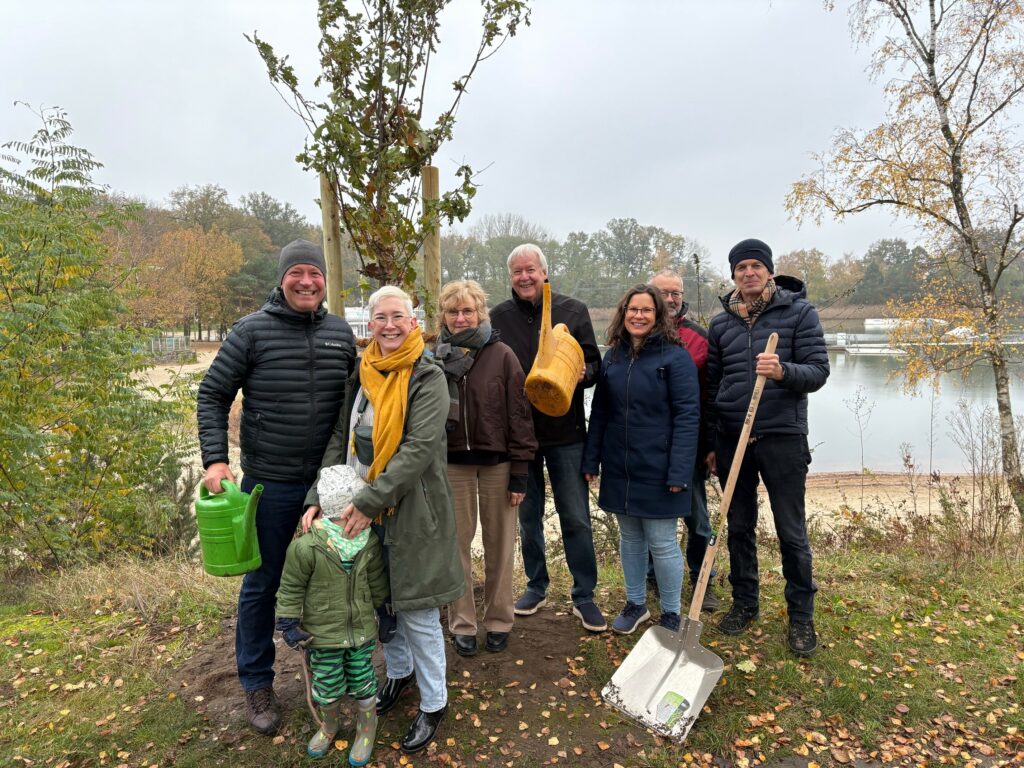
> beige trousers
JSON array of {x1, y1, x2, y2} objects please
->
[{"x1": 446, "y1": 462, "x2": 516, "y2": 635}]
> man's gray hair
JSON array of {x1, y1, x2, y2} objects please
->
[
  {"x1": 367, "y1": 285, "x2": 415, "y2": 317},
  {"x1": 507, "y1": 243, "x2": 549, "y2": 272},
  {"x1": 648, "y1": 268, "x2": 684, "y2": 286}
]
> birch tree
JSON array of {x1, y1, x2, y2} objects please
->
[{"x1": 788, "y1": 0, "x2": 1024, "y2": 517}]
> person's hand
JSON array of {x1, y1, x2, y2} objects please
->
[
  {"x1": 755, "y1": 352, "x2": 784, "y2": 381},
  {"x1": 301, "y1": 505, "x2": 322, "y2": 533},
  {"x1": 376, "y1": 601, "x2": 397, "y2": 644},
  {"x1": 705, "y1": 452, "x2": 716, "y2": 475},
  {"x1": 339, "y1": 503, "x2": 372, "y2": 539},
  {"x1": 203, "y1": 462, "x2": 235, "y2": 494},
  {"x1": 577, "y1": 365, "x2": 586, "y2": 383},
  {"x1": 276, "y1": 618, "x2": 312, "y2": 649},
  {"x1": 584, "y1": 473, "x2": 598, "y2": 484},
  {"x1": 668, "y1": 486, "x2": 682, "y2": 493},
  {"x1": 508, "y1": 491, "x2": 525, "y2": 507}
]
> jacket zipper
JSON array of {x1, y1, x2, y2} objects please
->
[
  {"x1": 623, "y1": 355, "x2": 635, "y2": 513},
  {"x1": 461, "y1": 376, "x2": 471, "y2": 450},
  {"x1": 305, "y1": 321, "x2": 316, "y2": 474}
]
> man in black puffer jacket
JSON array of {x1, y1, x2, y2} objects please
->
[
  {"x1": 704, "y1": 238, "x2": 829, "y2": 657},
  {"x1": 197, "y1": 240, "x2": 355, "y2": 735}
]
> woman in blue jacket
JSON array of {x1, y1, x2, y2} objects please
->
[{"x1": 582, "y1": 285, "x2": 700, "y2": 634}]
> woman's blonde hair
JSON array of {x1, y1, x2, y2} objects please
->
[{"x1": 439, "y1": 280, "x2": 490, "y2": 323}]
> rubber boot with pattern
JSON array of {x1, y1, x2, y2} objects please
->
[
  {"x1": 307, "y1": 700, "x2": 341, "y2": 758},
  {"x1": 348, "y1": 695, "x2": 378, "y2": 766}
]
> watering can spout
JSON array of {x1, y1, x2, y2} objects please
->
[{"x1": 238, "y1": 484, "x2": 263, "y2": 561}]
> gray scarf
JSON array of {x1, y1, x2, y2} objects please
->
[{"x1": 436, "y1": 322, "x2": 492, "y2": 432}]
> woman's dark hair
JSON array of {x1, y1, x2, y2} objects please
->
[{"x1": 605, "y1": 284, "x2": 681, "y2": 350}]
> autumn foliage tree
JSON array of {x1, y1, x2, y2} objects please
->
[
  {"x1": 149, "y1": 226, "x2": 243, "y2": 339},
  {"x1": 248, "y1": 0, "x2": 530, "y2": 295},
  {"x1": 788, "y1": 0, "x2": 1024, "y2": 517}
]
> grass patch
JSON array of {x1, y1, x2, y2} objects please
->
[{"x1": 3, "y1": 532, "x2": 1023, "y2": 766}]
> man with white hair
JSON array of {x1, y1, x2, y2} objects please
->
[{"x1": 490, "y1": 244, "x2": 606, "y2": 632}]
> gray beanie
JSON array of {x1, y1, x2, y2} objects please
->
[
  {"x1": 277, "y1": 239, "x2": 327, "y2": 284},
  {"x1": 728, "y1": 238, "x2": 774, "y2": 275}
]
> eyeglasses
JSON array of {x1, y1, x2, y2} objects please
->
[
  {"x1": 371, "y1": 313, "x2": 410, "y2": 324},
  {"x1": 443, "y1": 308, "x2": 478, "y2": 319},
  {"x1": 626, "y1": 307, "x2": 655, "y2": 316},
  {"x1": 658, "y1": 290, "x2": 683, "y2": 300}
]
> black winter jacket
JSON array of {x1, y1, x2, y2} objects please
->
[
  {"x1": 704, "y1": 276, "x2": 829, "y2": 447},
  {"x1": 197, "y1": 288, "x2": 355, "y2": 483},
  {"x1": 490, "y1": 287, "x2": 601, "y2": 448}
]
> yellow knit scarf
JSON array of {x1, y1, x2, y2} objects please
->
[{"x1": 359, "y1": 326, "x2": 425, "y2": 486}]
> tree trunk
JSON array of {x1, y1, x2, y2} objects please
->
[{"x1": 989, "y1": 346, "x2": 1024, "y2": 518}]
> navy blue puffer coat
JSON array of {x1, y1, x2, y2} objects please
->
[
  {"x1": 197, "y1": 288, "x2": 355, "y2": 484},
  {"x1": 582, "y1": 333, "x2": 700, "y2": 518},
  {"x1": 704, "y1": 275, "x2": 829, "y2": 446}
]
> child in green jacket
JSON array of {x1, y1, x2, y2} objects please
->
[{"x1": 276, "y1": 466, "x2": 389, "y2": 766}]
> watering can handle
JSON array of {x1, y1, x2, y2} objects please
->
[
  {"x1": 688, "y1": 332, "x2": 779, "y2": 622},
  {"x1": 199, "y1": 479, "x2": 240, "y2": 498}
]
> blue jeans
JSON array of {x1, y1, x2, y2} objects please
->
[
  {"x1": 647, "y1": 461, "x2": 714, "y2": 582},
  {"x1": 383, "y1": 607, "x2": 447, "y2": 713},
  {"x1": 714, "y1": 433, "x2": 817, "y2": 621},
  {"x1": 518, "y1": 442, "x2": 598, "y2": 606},
  {"x1": 236, "y1": 476, "x2": 308, "y2": 692},
  {"x1": 618, "y1": 515, "x2": 684, "y2": 614}
]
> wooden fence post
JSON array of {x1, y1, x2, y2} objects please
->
[
  {"x1": 422, "y1": 165, "x2": 441, "y2": 335},
  {"x1": 320, "y1": 172, "x2": 344, "y2": 316}
]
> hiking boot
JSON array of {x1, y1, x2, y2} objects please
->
[
  {"x1": 307, "y1": 700, "x2": 340, "y2": 757},
  {"x1": 788, "y1": 619, "x2": 818, "y2": 657},
  {"x1": 658, "y1": 612, "x2": 681, "y2": 632},
  {"x1": 513, "y1": 592, "x2": 547, "y2": 616},
  {"x1": 572, "y1": 601, "x2": 608, "y2": 632},
  {"x1": 348, "y1": 695, "x2": 378, "y2": 766},
  {"x1": 244, "y1": 686, "x2": 280, "y2": 735},
  {"x1": 717, "y1": 604, "x2": 759, "y2": 635},
  {"x1": 611, "y1": 601, "x2": 651, "y2": 634}
]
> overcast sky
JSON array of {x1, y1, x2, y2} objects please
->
[{"x1": 3, "y1": 0, "x2": 917, "y2": 265}]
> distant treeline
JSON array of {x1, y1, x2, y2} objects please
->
[{"x1": 107, "y1": 192, "x2": 1022, "y2": 338}]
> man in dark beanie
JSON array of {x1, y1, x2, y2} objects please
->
[
  {"x1": 198, "y1": 239, "x2": 355, "y2": 734},
  {"x1": 703, "y1": 238, "x2": 829, "y2": 656}
]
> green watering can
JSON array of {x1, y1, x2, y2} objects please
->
[{"x1": 195, "y1": 480, "x2": 263, "y2": 577}]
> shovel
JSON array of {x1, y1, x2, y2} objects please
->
[{"x1": 601, "y1": 332, "x2": 779, "y2": 742}]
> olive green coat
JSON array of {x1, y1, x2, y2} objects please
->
[
  {"x1": 276, "y1": 525, "x2": 389, "y2": 648},
  {"x1": 305, "y1": 355, "x2": 465, "y2": 612}
]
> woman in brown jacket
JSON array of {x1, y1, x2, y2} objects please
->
[{"x1": 436, "y1": 280, "x2": 538, "y2": 656}]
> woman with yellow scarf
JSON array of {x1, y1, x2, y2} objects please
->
[{"x1": 303, "y1": 286, "x2": 463, "y2": 756}]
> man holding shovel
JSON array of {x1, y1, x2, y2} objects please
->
[{"x1": 704, "y1": 239, "x2": 829, "y2": 656}]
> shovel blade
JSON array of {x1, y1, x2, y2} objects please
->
[{"x1": 601, "y1": 618, "x2": 724, "y2": 742}]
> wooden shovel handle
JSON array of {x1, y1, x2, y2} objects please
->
[{"x1": 688, "y1": 332, "x2": 779, "y2": 622}]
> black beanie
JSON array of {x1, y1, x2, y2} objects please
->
[
  {"x1": 277, "y1": 239, "x2": 327, "y2": 284},
  {"x1": 728, "y1": 238, "x2": 774, "y2": 275}
]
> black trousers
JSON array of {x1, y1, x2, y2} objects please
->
[{"x1": 714, "y1": 433, "x2": 817, "y2": 622}]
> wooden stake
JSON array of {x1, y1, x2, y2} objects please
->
[
  {"x1": 421, "y1": 165, "x2": 441, "y2": 334},
  {"x1": 319, "y1": 171, "x2": 344, "y2": 315}
]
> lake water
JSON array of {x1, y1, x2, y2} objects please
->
[{"x1": 584, "y1": 338, "x2": 1023, "y2": 474}]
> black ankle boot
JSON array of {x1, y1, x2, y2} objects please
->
[
  {"x1": 400, "y1": 705, "x2": 447, "y2": 754},
  {"x1": 376, "y1": 673, "x2": 415, "y2": 715}
]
